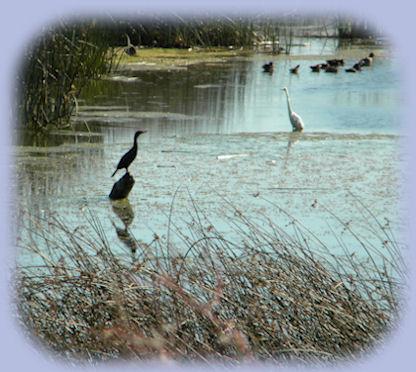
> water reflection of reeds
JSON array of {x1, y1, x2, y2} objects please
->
[{"x1": 16, "y1": 144, "x2": 105, "y2": 215}]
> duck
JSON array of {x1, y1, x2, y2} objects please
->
[
  {"x1": 327, "y1": 58, "x2": 344, "y2": 66},
  {"x1": 360, "y1": 52, "x2": 375, "y2": 67},
  {"x1": 289, "y1": 64, "x2": 300, "y2": 74},
  {"x1": 353, "y1": 63, "x2": 362, "y2": 71},
  {"x1": 325, "y1": 65, "x2": 338, "y2": 73},
  {"x1": 262, "y1": 62, "x2": 274, "y2": 73},
  {"x1": 310, "y1": 64, "x2": 321, "y2": 72}
]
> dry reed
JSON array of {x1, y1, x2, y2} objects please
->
[{"x1": 15, "y1": 197, "x2": 405, "y2": 365}]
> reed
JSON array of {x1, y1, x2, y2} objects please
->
[
  {"x1": 106, "y1": 16, "x2": 255, "y2": 49},
  {"x1": 15, "y1": 196, "x2": 405, "y2": 364},
  {"x1": 16, "y1": 21, "x2": 116, "y2": 130}
]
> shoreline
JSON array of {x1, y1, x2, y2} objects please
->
[{"x1": 112, "y1": 44, "x2": 386, "y2": 72}]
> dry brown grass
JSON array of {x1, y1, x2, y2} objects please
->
[{"x1": 15, "y1": 197, "x2": 405, "y2": 365}]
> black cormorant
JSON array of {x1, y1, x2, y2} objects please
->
[{"x1": 111, "y1": 131, "x2": 146, "y2": 177}]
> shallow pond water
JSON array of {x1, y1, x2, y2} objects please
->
[{"x1": 15, "y1": 41, "x2": 404, "y2": 268}]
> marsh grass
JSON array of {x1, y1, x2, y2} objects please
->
[
  {"x1": 131, "y1": 16, "x2": 255, "y2": 49},
  {"x1": 15, "y1": 196, "x2": 405, "y2": 365},
  {"x1": 17, "y1": 21, "x2": 116, "y2": 130}
]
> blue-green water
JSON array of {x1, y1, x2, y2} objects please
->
[
  {"x1": 75, "y1": 55, "x2": 400, "y2": 138},
  {"x1": 15, "y1": 44, "x2": 404, "y2": 267}
]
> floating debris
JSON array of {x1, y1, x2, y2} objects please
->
[
  {"x1": 107, "y1": 75, "x2": 141, "y2": 83},
  {"x1": 194, "y1": 84, "x2": 223, "y2": 89},
  {"x1": 74, "y1": 107, "x2": 207, "y2": 123},
  {"x1": 216, "y1": 153, "x2": 250, "y2": 160}
]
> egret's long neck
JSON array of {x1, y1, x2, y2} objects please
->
[{"x1": 285, "y1": 91, "x2": 293, "y2": 116}]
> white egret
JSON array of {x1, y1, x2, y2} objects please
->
[{"x1": 280, "y1": 87, "x2": 304, "y2": 132}]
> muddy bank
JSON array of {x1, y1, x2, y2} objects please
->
[
  {"x1": 113, "y1": 44, "x2": 387, "y2": 73},
  {"x1": 114, "y1": 47, "x2": 256, "y2": 72}
]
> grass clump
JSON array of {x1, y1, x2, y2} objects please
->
[
  {"x1": 16, "y1": 20, "x2": 116, "y2": 130},
  {"x1": 15, "y1": 199, "x2": 405, "y2": 365}
]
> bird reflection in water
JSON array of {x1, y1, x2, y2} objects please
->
[
  {"x1": 283, "y1": 132, "x2": 302, "y2": 169},
  {"x1": 111, "y1": 198, "x2": 138, "y2": 259}
]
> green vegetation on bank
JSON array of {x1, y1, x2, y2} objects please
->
[
  {"x1": 16, "y1": 16, "x2": 380, "y2": 131},
  {"x1": 17, "y1": 22, "x2": 116, "y2": 130}
]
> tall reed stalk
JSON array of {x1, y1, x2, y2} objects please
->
[
  {"x1": 15, "y1": 197, "x2": 405, "y2": 364},
  {"x1": 17, "y1": 21, "x2": 116, "y2": 130}
]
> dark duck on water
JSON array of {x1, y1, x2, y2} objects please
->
[
  {"x1": 290, "y1": 64, "x2": 300, "y2": 74},
  {"x1": 262, "y1": 62, "x2": 274, "y2": 73}
]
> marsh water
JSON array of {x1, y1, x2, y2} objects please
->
[{"x1": 15, "y1": 39, "x2": 404, "y2": 267}]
